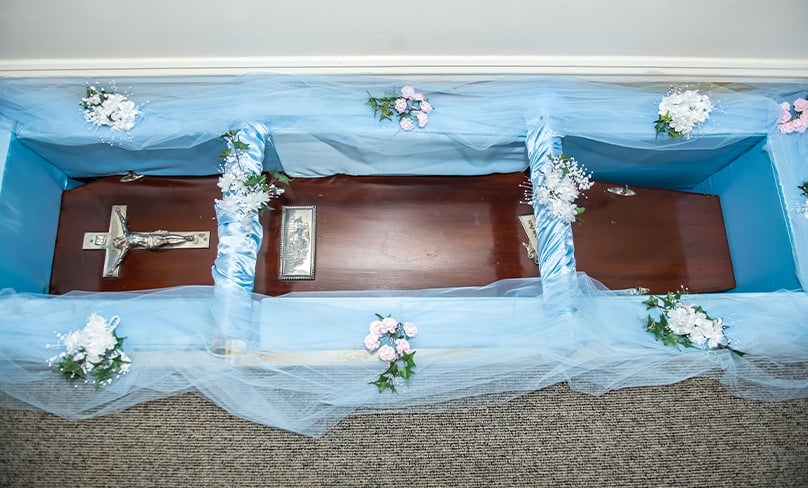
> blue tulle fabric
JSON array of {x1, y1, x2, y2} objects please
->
[{"x1": 0, "y1": 74, "x2": 806, "y2": 437}]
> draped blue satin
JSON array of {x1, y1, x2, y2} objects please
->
[
  {"x1": 525, "y1": 122, "x2": 580, "y2": 302},
  {"x1": 210, "y1": 123, "x2": 268, "y2": 350}
]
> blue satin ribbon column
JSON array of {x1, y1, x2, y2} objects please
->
[
  {"x1": 525, "y1": 122, "x2": 580, "y2": 303},
  {"x1": 210, "y1": 123, "x2": 268, "y2": 353}
]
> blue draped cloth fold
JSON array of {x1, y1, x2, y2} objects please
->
[
  {"x1": 210, "y1": 123, "x2": 268, "y2": 350},
  {"x1": 525, "y1": 122, "x2": 580, "y2": 302}
]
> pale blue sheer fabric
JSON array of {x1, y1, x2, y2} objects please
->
[
  {"x1": 0, "y1": 74, "x2": 806, "y2": 437},
  {"x1": 1, "y1": 280, "x2": 806, "y2": 437}
]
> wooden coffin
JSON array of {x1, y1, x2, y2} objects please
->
[{"x1": 50, "y1": 173, "x2": 734, "y2": 295}]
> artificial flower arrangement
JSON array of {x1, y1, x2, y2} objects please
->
[
  {"x1": 534, "y1": 154, "x2": 594, "y2": 224},
  {"x1": 654, "y1": 88, "x2": 713, "y2": 139},
  {"x1": 364, "y1": 314, "x2": 418, "y2": 393},
  {"x1": 778, "y1": 97, "x2": 808, "y2": 134},
  {"x1": 80, "y1": 83, "x2": 141, "y2": 132},
  {"x1": 216, "y1": 130, "x2": 290, "y2": 223},
  {"x1": 367, "y1": 85, "x2": 433, "y2": 131},
  {"x1": 643, "y1": 290, "x2": 743, "y2": 355},
  {"x1": 798, "y1": 181, "x2": 808, "y2": 218},
  {"x1": 48, "y1": 312, "x2": 131, "y2": 387}
]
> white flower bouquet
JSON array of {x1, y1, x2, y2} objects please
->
[
  {"x1": 643, "y1": 290, "x2": 743, "y2": 355},
  {"x1": 80, "y1": 84, "x2": 140, "y2": 132},
  {"x1": 48, "y1": 313, "x2": 131, "y2": 387},
  {"x1": 654, "y1": 89, "x2": 713, "y2": 139},
  {"x1": 216, "y1": 130, "x2": 289, "y2": 224},
  {"x1": 535, "y1": 154, "x2": 593, "y2": 224}
]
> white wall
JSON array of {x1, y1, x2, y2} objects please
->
[{"x1": 1, "y1": 0, "x2": 807, "y2": 79}]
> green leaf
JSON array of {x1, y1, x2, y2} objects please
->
[
  {"x1": 271, "y1": 172, "x2": 292, "y2": 185},
  {"x1": 729, "y1": 347, "x2": 746, "y2": 357},
  {"x1": 370, "y1": 375, "x2": 389, "y2": 393},
  {"x1": 243, "y1": 173, "x2": 266, "y2": 187},
  {"x1": 642, "y1": 296, "x2": 660, "y2": 309},
  {"x1": 399, "y1": 365, "x2": 413, "y2": 380},
  {"x1": 56, "y1": 357, "x2": 85, "y2": 381},
  {"x1": 383, "y1": 362, "x2": 398, "y2": 377},
  {"x1": 401, "y1": 351, "x2": 416, "y2": 369}
]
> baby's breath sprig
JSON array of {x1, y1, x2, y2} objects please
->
[
  {"x1": 530, "y1": 154, "x2": 593, "y2": 224},
  {"x1": 216, "y1": 130, "x2": 290, "y2": 218}
]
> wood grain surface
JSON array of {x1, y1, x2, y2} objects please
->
[{"x1": 50, "y1": 174, "x2": 735, "y2": 295}]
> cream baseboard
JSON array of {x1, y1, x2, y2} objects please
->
[{"x1": 1, "y1": 55, "x2": 807, "y2": 81}]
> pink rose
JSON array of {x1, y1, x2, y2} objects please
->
[
  {"x1": 369, "y1": 320, "x2": 384, "y2": 336},
  {"x1": 395, "y1": 338, "x2": 411, "y2": 355},
  {"x1": 779, "y1": 120, "x2": 796, "y2": 134},
  {"x1": 415, "y1": 111, "x2": 428, "y2": 128},
  {"x1": 401, "y1": 86, "x2": 416, "y2": 99},
  {"x1": 420, "y1": 100, "x2": 433, "y2": 113},
  {"x1": 403, "y1": 322, "x2": 418, "y2": 337},
  {"x1": 381, "y1": 317, "x2": 398, "y2": 333},
  {"x1": 409, "y1": 92, "x2": 425, "y2": 102},
  {"x1": 400, "y1": 118, "x2": 414, "y2": 131},
  {"x1": 793, "y1": 116, "x2": 808, "y2": 133},
  {"x1": 779, "y1": 105, "x2": 793, "y2": 124},
  {"x1": 394, "y1": 98, "x2": 408, "y2": 113},
  {"x1": 364, "y1": 334, "x2": 380, "y2": 351},
  {"x1": 794, "y1": 98, "x2": 808, "y2": 113},
  {"x1": 377, "y1": 345, "x2": 397, "y2": 362}
]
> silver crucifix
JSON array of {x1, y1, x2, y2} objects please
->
[{"x1": 82, "y1": 205, "x2": 210, "y2": 278}]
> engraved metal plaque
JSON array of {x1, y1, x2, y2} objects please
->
[
  {"x1": 279, "y1": 205, "x2": 317, "y2": 280},
  {"x1": 518, "y1": 214, "x2": 539, "y2": 264}
]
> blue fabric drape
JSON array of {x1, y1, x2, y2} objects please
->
[
  {"x1": 210, "y1": 123, "x2": 268, "y2": 351},
  {"x1": 0, "y1": 74, "x2": 806, "y2": 437}
]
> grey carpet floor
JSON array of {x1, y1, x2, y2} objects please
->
[{"x1": 1, "y1": 378, "x2": 806, "y2": 487}]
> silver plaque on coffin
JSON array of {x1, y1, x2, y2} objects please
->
[{"x1": 278, "y1": 205, "x2": 317, "y2": 280}]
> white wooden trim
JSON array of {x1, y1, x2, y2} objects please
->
[{"x1": 1, "y1": 55, "x2": 807, "y2": 81}]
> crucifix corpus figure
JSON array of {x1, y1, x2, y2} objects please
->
[
  {"x1": 82, "y1": 204, "x2": 211, "y2": 278},
  {"x1": 111, "y1": 208, "x2": 197, "y2": 269}
]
